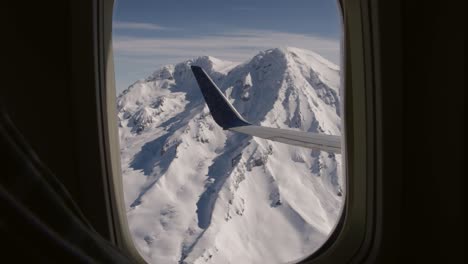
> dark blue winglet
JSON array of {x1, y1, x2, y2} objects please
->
[{"x1": 191, "y1": 66, "x2": 251, "y2": 130}]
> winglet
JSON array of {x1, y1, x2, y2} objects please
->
[{"x1": 191, "y1": 66, "x2": 251, "y2": 129}]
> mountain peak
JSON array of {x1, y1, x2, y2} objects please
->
[
  {"x1": 118, "y1": 47, "x2": 341, "y2": 122},
  {"x1": 245, "y1": 47, "x2": 338, "y2": 75},
  {"x1": 187, "y1": 55, "x2": 237, "y2": 74},
  {"x1": 191, "y1": 55, "x2": 218, "y2": 68}
]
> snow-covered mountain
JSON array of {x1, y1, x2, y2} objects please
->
[{"x1": 117, "y1": 47, "x2": 344, "y2": 264}]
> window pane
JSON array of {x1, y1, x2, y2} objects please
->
[{"x1": 113, "y1": 1, "x2": 344, "y2": 263}]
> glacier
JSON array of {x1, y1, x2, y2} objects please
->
[{"x1": 117, "y1": 47, "x2": 344, "y2": 264}]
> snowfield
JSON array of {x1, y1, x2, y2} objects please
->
[{"x1": 117, "y1": 47, "x2": 344, "y2": 264}]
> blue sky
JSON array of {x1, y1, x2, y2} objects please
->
[{"x1": 113, "y1": 0, "x2": 342, "y2": 94}]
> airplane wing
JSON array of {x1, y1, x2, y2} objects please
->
[{"x1": 190, "y1": 65, "x2": 341, "y2": 153}]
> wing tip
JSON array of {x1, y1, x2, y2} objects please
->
[
  {"x1": 190, "y1": 65, "x2": 251, "y2": 130},
  {"x1": 190, "y1": 65, "x2": 201, "y2": 71}
]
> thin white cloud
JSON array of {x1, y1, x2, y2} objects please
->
[
  {"x1": 112, "y1": 29, "x2": 341, "y2": 93},
  {"x1": 113, "y1": 29, "x2": 341, "y2": 64},
  {"x1": 114, "y1": 21, "x2": 175, "y2": 31}
]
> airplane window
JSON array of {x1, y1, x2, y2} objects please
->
[{"x1": 112, "y1": 1, "x2": 344, "y2": 263}]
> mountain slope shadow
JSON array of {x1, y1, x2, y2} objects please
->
[
  {"x1": 196, "y1": 133, "x2": 251, "y2": 229},
  {"x1": 129, "y1": 100, "x2": 205, "y2": 174},
  {"x1": 128, "y1": 102, "x2": 205, "y2": 208}
]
